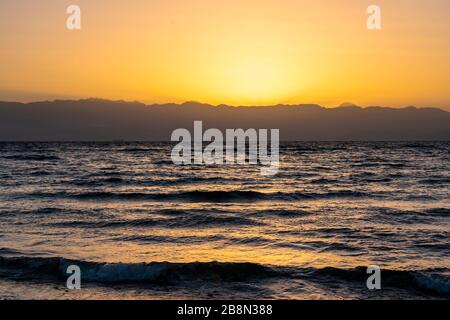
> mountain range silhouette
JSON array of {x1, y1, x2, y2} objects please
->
[{"x1": 0, "y1": 99, "x2": 449, "y2": 141}]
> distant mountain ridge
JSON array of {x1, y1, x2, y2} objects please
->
[{"x1": 0, "y1": 99, "x2": 449, "y2": 141}]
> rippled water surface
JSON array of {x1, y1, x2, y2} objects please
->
[{"x1": 0, "y1": 142, "x2": 449, "y2": 299}]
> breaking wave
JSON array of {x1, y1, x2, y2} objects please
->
[{"x1": 0, "y1": 254, "x2": 448, "y2": 295}]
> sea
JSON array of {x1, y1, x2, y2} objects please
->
[{"x1": 0, "y1": 142, "x2": 449, "y2": 299}]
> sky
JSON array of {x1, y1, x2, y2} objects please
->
[{"x1": 0, "y1": 0, "x2": 449, "y2": 109}]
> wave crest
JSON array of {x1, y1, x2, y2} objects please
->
[
  {"x1": 0, "y1": 254, "x2": 448, "y2": 295},
  {"x1": 29, "y1": 190, "x2": 370, "y2": 202}
]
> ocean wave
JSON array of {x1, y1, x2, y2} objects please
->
[
  {"x1": 28, "y1": 190, "x2": 371, "y2": 202},
  {"x1": 29, "y1": 170, "x2": 52, "y2": 176},
  {"x1": 70, "y1": 177, "x2": 125, "y2": 187},
  {"x1": 3, "y1": 154, "x2": 60, "y2": 161},
  {"x1": 0, "y1": 254, "x2": 448, "y2": 295},
  {"x1": 413, "y1": 242, "x2": 450, "y2": 253},
  {"x1": 414, "y1": 274, "x2": 450, "y2": 294},
  {"x1": 247, "y1": 208, "x2": 312, "y2": 217},
  {"x1": 115, "y1": 234, "x2": 279, "y2": 247},
  {"x1": 66, "y1": 176, "x2": 244, "y2": 187},
  {"x1": 402, "y1": 194, "x2": 438, "y2": 201},
  {"x1": 402, "y1": 143, "x2": 442, "y2": 149},
  {"x1": 0, "y1": 207, "x2": 92, "y2": 217},
  {"x1": 0, "y1": 255, "x2": 279, "y2": 284},
  {"x1": 424, "y1": 208, "x2": 450, "y2": 216},
  {"x1": 119, "y1": 147, "x2": 157, "y2": 153},
  {"x1": 153, "y1": 159, "x2": 174, "y2": 165},
  {"x1": 113, "y1": 234, "x2": 228, "y2": 244},
  {"x1": 309, "y1": 178, "x2": 340, "y2": 184},
  {"x1": 307, "y1": 266, "x2": 450, "y2": 295},
  {"x1": 48, "y1": 214, "x2": 263, "y2": 229},
  {"x1": 418, "y1": 178, "x2": 450, "y2": 185},
  {"x1": 371, "y1": 207, "x2": 450, "y2": 225}
]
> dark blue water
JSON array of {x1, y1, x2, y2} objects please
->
[{"x1": 0, "y1": 142, "x2": 449, "y2": 299}]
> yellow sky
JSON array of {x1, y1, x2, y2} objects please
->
[{"x1": 0, "y1": 0, "x2": 449, "y2": 109}]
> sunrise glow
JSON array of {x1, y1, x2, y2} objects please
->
[{"x1": 0, "y1": 0, "x2": 449, "y2": 108}]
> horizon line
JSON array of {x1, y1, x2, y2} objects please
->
[{"x1": 0, "y1": 97, "x2": 448, "y2": 112}]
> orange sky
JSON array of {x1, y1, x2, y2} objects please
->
[{"x1": 0, "y1": 0, "x2": 449, "y2": 109}]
